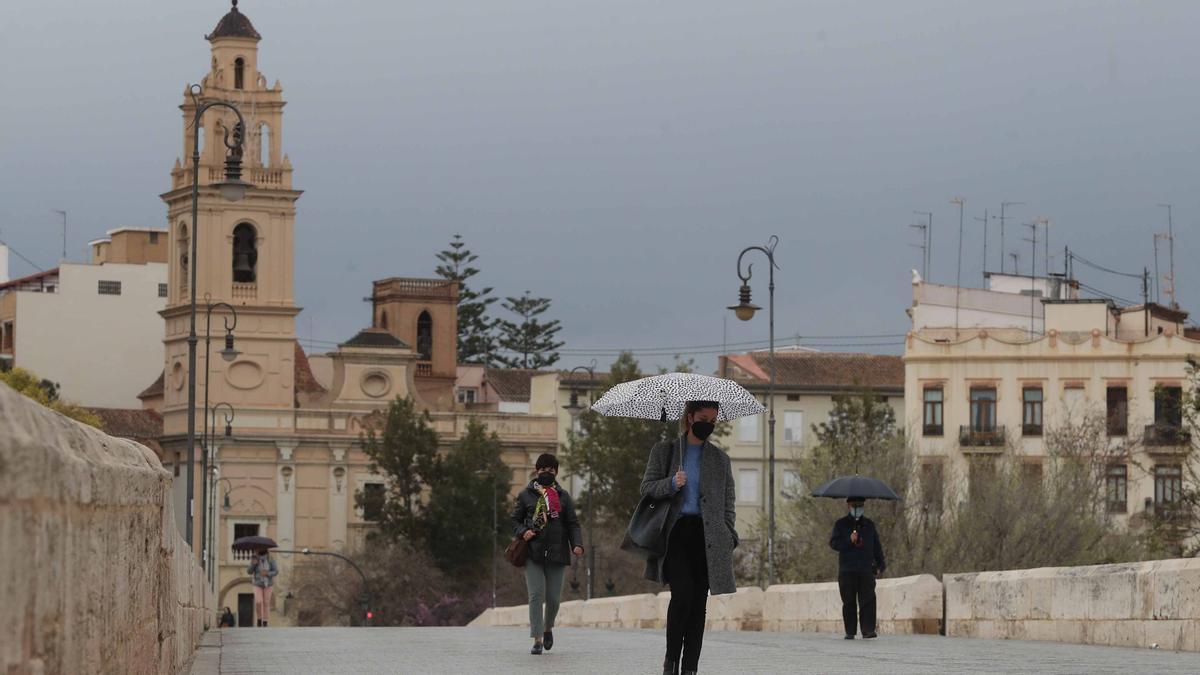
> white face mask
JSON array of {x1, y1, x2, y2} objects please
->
[{"x1": 850, "y1": 506, "x2": 865, "y2": 519}]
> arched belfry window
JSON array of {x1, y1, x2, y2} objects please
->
[
  {"x1": 234, "y1": 58, "x2": 245, "y2": 90},
  {"x1": 417, "y1": 311, "x2": 433, "y2": 361},
  {"x1": 232, "y1": 223, "x2": 257, "y2": 283},
  {"x1": 177, "y1": 223, "x2": 189, "y2": 290}
]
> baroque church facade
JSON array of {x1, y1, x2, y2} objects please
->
[{"x1": 150, "y1": 2, "x2": 559, "y2": 627}]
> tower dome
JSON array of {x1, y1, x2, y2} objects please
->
[{"x1": 206, "y1": 1, "x2": 261, "y2": 41}]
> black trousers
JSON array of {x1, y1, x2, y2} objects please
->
[
  {"x1": 838, "y1": 572, "x2": 876, "y2": 636},
  {"x1": 665, "y1": 515, "x2": 708, "y2": 670}
]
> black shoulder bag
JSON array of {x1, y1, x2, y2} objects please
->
[{"x1": 620, "y1": 438, "x2": 682, "y2": 559}]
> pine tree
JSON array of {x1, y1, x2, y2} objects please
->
[
  {"x1": 494, "y1": 291, "x2": 565, "y2": 369},
  {"x1": 435, "y1": 235, "x2": 497, "y2": 364}
]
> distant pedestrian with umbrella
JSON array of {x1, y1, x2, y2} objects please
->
[
  {"x1": 233, "y1": 535, "x2": 279, "y2": 627},
  {"x1": 591, "y1": 373, "x2": 764, "y2": 675},
  {"x1": 812, "y1": 475, "x2": 896, "y2": 640}
]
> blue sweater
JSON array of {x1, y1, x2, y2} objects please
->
[{"x1": 679, "y1": 443, "x2": 703, "y2": 515}]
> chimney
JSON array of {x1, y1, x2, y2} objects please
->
[{"x1": 0, "y1": 243, "x2": 9, "y2": 283}]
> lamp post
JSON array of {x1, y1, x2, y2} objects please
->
[
  {"x1": 473, "y1": 467, "x2": 500, "y2": 609},
  {"x1": 211, "y1": 474, "x2": 234, "y2": 582},
  {"x1": 184, "y1": 83, "x2": 252, "y2": 552},
  {"x1": 561, "y1": 362, "x2": 597, "y2": 599},
  {"x1": 201, "y1": 299, "x2": 239, "y2": 574},
  {"x1": 205, "y1": 402, "x2": 235, "y2": 584},
  {"x1": 274, "y1": 548, "x2": 375, "y2": 626},
  {"x1": 728, "y1": 235, "x2": 779, "y2": 586}
]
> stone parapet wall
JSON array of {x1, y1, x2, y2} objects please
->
[
  {"x1": 762, "y1": 574, "x2": 942, "y2": 635},
  {"x1": 945, "y1": 559, "x2": 1200, "y2": 651},
  {"x1": 0, "y1": 383, "x2": 211, "y2": 675},
  {"x1": 469, "y1": 575, "x2": 939, "y2": 636}
]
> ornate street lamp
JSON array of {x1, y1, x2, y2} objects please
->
[
  {"x1": 729, "y1": 235, "x2": 780, "y2": 586},
  {"x1": 184, "y1": 84, "x2": 251, "y2": 555},
  {"x1": 200, "y1": 298, "x2": 239, "y2": 576},
  {"x1": 205, "y1": 402, "x2": 235, "y2": 584},
  {"x1": 562, "y1": 361, "x2": 597, "y2": 599}
]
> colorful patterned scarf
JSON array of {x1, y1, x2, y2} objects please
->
[{"x1": 533, "y1": 485, "x2": 562, "y2": 529}]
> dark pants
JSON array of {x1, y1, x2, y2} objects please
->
[
  {"x1": 838, "y1": 572, "x2": 876, "y2": 636},
  {"x1": 665, "y1": 515, "x2": 708, "y2": 670}
]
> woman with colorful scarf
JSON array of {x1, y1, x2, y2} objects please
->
[{"x1": 510, "y1": 453, "x2": 584, "y2": 655}]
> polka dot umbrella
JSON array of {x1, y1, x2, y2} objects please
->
[{"x1": 590, "y1": 372, "x2": 766, "y2": 422}]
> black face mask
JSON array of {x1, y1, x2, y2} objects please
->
[
  {"x1": 536, "y1": 472, "x2": 556, "y2": 487},
  {"x1": 690, "y1": 421, "x2": 715, "y2": 441}
]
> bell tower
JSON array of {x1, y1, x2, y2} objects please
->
[{"x1": 160, "y1": 1, "x2": 302, "y2": 436}]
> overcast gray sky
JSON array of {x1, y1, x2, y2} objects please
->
[{"x1": 3, "y1": 1, "x2": 1198, "y2": 372}]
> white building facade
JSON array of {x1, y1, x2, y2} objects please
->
[{"x1": 0, "y1": 229, "x2": 167, "y2": 407}]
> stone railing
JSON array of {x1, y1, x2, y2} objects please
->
[
  {"x1": 1, "y1": 383, "x2": 212, "y2": 674},
  {"x1": 473, "y1": 564, "x2": 1200, "y2": 652},
  {"x1": 763, "y1": 575, "x2": 942, "y2": 634},
  {"x1": 945, "y1": 559, "x2": 1200, "y2": 652},
  {"x1": 469, "y1": 575, "x2": 941, "y2": 636}
]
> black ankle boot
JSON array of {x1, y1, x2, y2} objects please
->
[{"x1": 663, "y1": 660, "x2": 679, "y2": 675}]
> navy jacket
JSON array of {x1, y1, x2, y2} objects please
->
[{"x1": 829, "y1": 515, "x2": 886, "y2": 575}]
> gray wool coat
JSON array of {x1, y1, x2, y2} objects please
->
[{"x1": 640, "y1": 434, "x2": 739, "y2": 595}]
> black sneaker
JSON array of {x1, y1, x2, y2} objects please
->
[
  {"x1": 543, "y1": 631, "x2": 554, "y2": 651},
  {"x1": 530, "y1": 643, "x2": 543, "y2": 655},
  {"x1": 864, "y1": 632, "x2": 878, "y2": 639},
  {"x1": 844, "y1": 634, "x2": 855, "y2": 640}
]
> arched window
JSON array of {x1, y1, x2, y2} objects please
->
[
  {"x1": 417, "y1": 311, "x2": 433, "y2": 361},
  {"x1": 379, "y1": 311, "x2": 388, "y2": 330},
  {"x1": 232, "y1": 223, "x2": 257, "y2": 283},
  {"x1": 234, "y1": 58, "x2": 245, "y2": 90},
  {"x1": 258, "y1": 123, "x2": 270, "y2": 167},
  {"x1": 177, "y1": 223, "x2": 190, "y2": 291}
]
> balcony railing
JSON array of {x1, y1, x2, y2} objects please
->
[
  {"x1": 922, "y1": 424, "x2": 943, "y2": 437},
  {"x1": 1143, "y1": 424, "x2": 1191, "y2": 447},
  {"x1": 415, "y1": 362, "x2": 433, "y2": 377},
  {"x1": 1021, "y1": 423, "x2": 1043, "y2": 437},
  {"x1": 959, "y1": 425, "x2": 1006, "y2": 448}
]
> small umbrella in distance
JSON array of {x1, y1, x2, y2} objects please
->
[
  {"x1": 810, "y1": 475, "x2": 901, "y2": 501},
  {"x1": 232, "y1": 535, "x2": 278, "y2": 551}
]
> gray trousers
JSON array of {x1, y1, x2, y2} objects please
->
[{"x1": 524, "y1": 560, "x2": 567, "y2": 638}]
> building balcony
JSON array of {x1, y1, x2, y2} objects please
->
[
  {"x1": 922, "y1": 424, "x2": 943, "y2": 437},
  {"x1": 415, "y1": 362, "x2": 432, "y2": 377},
  {"x1": 1021, "y1": 423, "x2": 1042, "y2": 437},
  {"x1": 1143, "y1": 424, "x2": 1190, "y2": 447},
  {"x1": 959, "y1": 425, "x2": 1006, "y2": 449}
]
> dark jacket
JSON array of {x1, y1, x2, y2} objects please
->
[
  {"x1": 829, "y1": 515, "x2": 886, "y2": 575},
  {"x1": 511, "y1": 481, "x2": 583, "y2": 566},
  {"x1": 639, "y1": 435, "x2": 739, "y2": 595}
]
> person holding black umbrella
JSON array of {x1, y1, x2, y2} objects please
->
[
  {"x1": 247, "y1": 548, "x2": 278, "y2": 627},
  {"x1": 829, "y1": 497, "x2": 886, "y2": 640}
]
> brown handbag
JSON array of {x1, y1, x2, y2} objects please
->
[{"x1": 504, "y1": 535, "x2": 530, "y2": 567}]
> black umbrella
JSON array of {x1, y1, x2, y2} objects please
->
[
  {"x1": 811, "y1": 475, "x2": 901, "y2": 501},
  {"x1": 232, "y1": 535, "x2": 278, "y2": 551}
]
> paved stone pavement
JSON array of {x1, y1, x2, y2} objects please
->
[{"x1": 189, "y1": 626, "x2": 1200, "y2": 675}]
